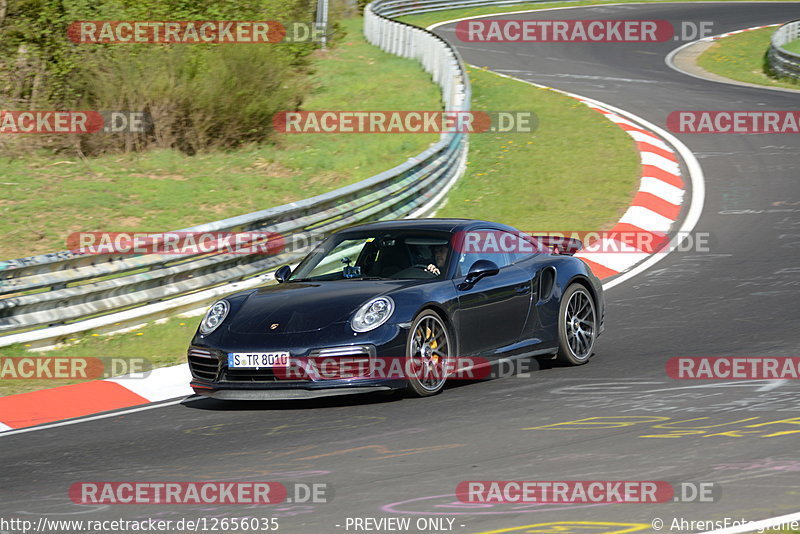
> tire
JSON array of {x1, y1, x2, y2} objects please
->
[
  {"x1": 555, "y1": 283, "x2": 597, "y2": 366},
  {"x1": 405, "y1": 310, "x2": 453, "y2": 397}
]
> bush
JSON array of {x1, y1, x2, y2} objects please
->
[{"x1": 0, "y1": 0, "x2": 324, "y2": 155}]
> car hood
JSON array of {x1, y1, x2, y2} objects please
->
[{"x1": 227, "y1": 280, "x2": 415, "y2": 334}]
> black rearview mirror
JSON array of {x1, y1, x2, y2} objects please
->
[
  {"x1": 464, "y1": 259, "x2": 499, "y2": 285},
  {"x1": 275, "y1": 265, "x2": 292, "y2": 283}
]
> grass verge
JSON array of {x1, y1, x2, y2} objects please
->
[
  {"x1": 696, "y1": 28, "x2": 800, "y2": 90},
  {"x1": 0, "y1": 17, "x2": 440, "y2": 260},
  {"x1": 437, "y1": 66, "x2": 638, "y2": 230}
]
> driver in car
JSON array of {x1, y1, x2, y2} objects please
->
[{"x1": 425, "y1": 244, "x2": 449, "y2": 276}]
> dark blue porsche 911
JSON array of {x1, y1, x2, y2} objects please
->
[{"x1": 188, "y1": 219, "x2": 604, "y2": 399}]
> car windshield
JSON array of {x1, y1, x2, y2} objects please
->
[{"x1": 289, "y1": 231, "x2": 452, "y2": 281}]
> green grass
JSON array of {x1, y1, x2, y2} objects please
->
[
  {"x1": 437, "y1": 66, "x2": 639, "y2": 230},
  {"x1": 396, "y1": 0, "x2": 791, "y2": 29},
  {"x1": 0, "y1": 17, "x2": 440, "y2": 260},
  {"x1": 783, "y1": 39, "x2": 800, "y2": 55},
  {"x1": 696, "y1": 27, "x2": 800, "y2": 90}
]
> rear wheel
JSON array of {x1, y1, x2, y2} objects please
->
[
  {"x1": 406, "y1": 310, "x2": 452, "y2": 397},
  {"x1": 555, "y1": 283, "x2": 597, "y2": 365}
]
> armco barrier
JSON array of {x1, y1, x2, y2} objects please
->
[
  {"x1": 768, "y1": 19, "x2": 800, "y2": 81},
  {"x1": 0, "y1": 0, "x2": 477, "y2": 349}
]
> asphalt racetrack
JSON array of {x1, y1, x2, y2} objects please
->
[{"x1": 2, "y1": 3, "x2": 800, "y2": 533}]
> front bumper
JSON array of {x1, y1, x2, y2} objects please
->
[{"x1": 188, "y1": 321, "x2": 409, "y2": 399}]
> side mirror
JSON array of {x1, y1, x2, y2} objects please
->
[
  {"x1": 464, "y1": 259, "x2": 499, "y2": 285},
  {"x1": 275, "y1": 265, "x2": 292, "y2": 283}
]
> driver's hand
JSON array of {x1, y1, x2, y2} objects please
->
[{"x1": 426, "y1": 264, "x2": 440, "y2": 276}]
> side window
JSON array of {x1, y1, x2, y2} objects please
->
[
  {"x1": 456, "y1": 229, "x2": 514, "y2": 276},
  {"x1": 508, "y1": 232, "x2": 540, "y2": 264}
]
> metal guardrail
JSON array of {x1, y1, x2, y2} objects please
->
[
  {"x1": 768, "y1": 19, "x2": 800, "y2": 81},
  {"x1": 0, "y1": 0, "x2": 473, "y2": 349}
]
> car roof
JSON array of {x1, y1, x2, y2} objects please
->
[{"x1": 338, "y1": 218, "x2": 511, "y2": 235}]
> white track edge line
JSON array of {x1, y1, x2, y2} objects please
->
[{"x1": 0, "y1": 396, "x2": 199, "y2": 437}]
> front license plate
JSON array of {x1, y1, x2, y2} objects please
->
[{"x1": 228, "y1": 352, "x2": 290, "y2": 368}]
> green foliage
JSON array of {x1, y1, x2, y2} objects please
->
[{"x1": 0, "y1": 0, "x2": 321, "y2": 154}]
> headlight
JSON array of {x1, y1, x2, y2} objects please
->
[
  {"x1": 351, "y1": 296, "x2": 395, "y2": 333},
  {"x1": 200, "y1": 300, "x2": 230, "y2": 335}
]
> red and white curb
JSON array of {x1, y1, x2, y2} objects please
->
[
  {"x1": 0, "y1": 364, "x2": 193, "y2": 432},
  {"x1": 481, "y1": 68, "x2": 696, "y2": 283},
  {"x1": 572, "y1": 98, "x2": 686, "y2": 280}
]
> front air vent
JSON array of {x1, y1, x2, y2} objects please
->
[{"x1": 187, "y1": 347, "x2": 221, "y2": 381}]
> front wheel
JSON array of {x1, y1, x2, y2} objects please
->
[
  {"x1": 405, "y1": 310, "x2": 452, "y2": 397},
  {"x1": 555, "y1": 283, "x2": 597, "y2": 365}
]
